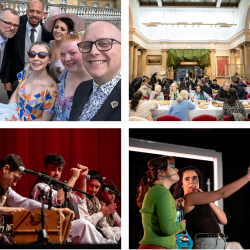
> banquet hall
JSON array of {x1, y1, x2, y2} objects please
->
[{"x1": 129, "y1": 0, "x2": 250, "y2": 121}]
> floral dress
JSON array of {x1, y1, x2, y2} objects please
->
[
  {"x1": 53, "y1": 69, "x2": 74, "y2": 121},
  {"x1": 17, "y1": 64, "x2": 58, "y2": 121}
]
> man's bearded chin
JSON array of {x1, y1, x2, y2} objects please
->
[{"x1": 3, "y1": 31, "x2": 15, "y2": 39}]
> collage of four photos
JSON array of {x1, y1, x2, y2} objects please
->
[{"x1": 0, "y1": 0, "x2": 250, "y2": 249}]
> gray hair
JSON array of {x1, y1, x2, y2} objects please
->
[
  {"x1": 0, "y1": 8, "x2": 19, "y2": 19},
  {"x1": 223, "y1": 81, "x2": 229, "y2": 86},
  {"x1": 171, "y1": 82, "x2": 178, "y2": 88},
  {"x1": 176, "y1": 90, "x2": 189, "y2": 102},
  {"x1": 155, "y1": 85, "x2": 161, "y2": 91}
]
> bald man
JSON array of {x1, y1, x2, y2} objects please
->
[
  {"x1": 69, "y1": 21, "x2": 121, "y2": 121},
  {"x1": 2, "y1": 0, "x2": 52, "y2": 98}
]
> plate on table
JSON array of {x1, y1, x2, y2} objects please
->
[
  {"x1": 212, "y1": 101, "x2": 222, "y2": 107},
  {"x1": 198, "y1": 100, "x2": 206, "y2": 104},
  {"x1": 198, "y1": 104, "x2": 209, "y2": 109},
  {"x1": 243, "y1": 103, "x2": 250, "y2": 108}
]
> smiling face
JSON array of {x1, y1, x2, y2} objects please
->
[
  {"x1": 182, "y1": 170, "x2": 199, "y2": 195},
  {"x1": 81, "y1": 21, "x2": 121, "y2": 85},
  {"x1": 45, "y1": 164, "x2": 63, "y2": 180},
  {"x1": 0, "y1": 166, "x2": 22, "y2": 189},
  {"x1": 29, "y1": 44, "x2": 51, "y2": 71},
  {"x1": 196, "y1": 85, "x2": 201, "y2": 92},
  {"x1": 0, "y1": 10, "x2": 19, "y2": 39},
  {"x1": 53, "y1": 19, "x2": 68, "y2": 41},
  {"x1": 87, "y1": 179, "x2": 101, "y2": 197},
  {"x1": 60, "y1": 40, "x2": 84, "y2": 72},
  {"x1": 27, "y1": 0, "x2": 43, "y2": 28}
]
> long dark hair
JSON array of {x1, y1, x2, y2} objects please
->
[
  {"x1": 130, "y1": 91, "x2": 143, "y2": 112},
  {"x1": 195, "y1": 85, "x2": 205, "y2": 99},
  {"x1": 173, "y1": 166, "x2": 203, "y2": 198},
  {"x1": 136, "y1": 155, "x2": 175, "y2": 208},
  {"x1": 54, "y1": 18, "x2": 74, "y2": 33},
  {"x1": 225, "y1": 88, "x2": 238, "y2": 106}
]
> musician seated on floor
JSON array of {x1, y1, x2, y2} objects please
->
[
  {"x1": 99, "y1": 184, "x2": 121, "y2": 239},
  {"x1": 73, "y1": 170, "x2": 120, "y2": 242},
  {"x1": 30, "y1": 154, "x2": 117, "y2": 244},
  {"x1": 0, "y1": 154, "x2": 74, "y2": 244}
]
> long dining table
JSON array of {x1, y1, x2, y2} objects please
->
[{"x1": 150, "y1": 100, "x2": 250, "y2": 121}]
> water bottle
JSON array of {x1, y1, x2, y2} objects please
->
[
  {"x1": 160, "y1": 92, "x2": 164, "y2": 101},
  {"x1": 194, "y1": 93, "x2": 198, "y2": 105},
  {"x1": 189, "y1": 84, "x2": 192, "y2": 91}
]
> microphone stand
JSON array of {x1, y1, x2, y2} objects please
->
[
  {"x1": 34, "y1": 172, "x2": 89, "y2": 196},
  {"x1": 32, "y1": 188, "x2": 50, "y2": 245}
]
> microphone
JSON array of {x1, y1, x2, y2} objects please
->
[
  {"x1": 104, "y1": 187, "x2": 120, "y2": 196},
  {"x1": 19, "y1": 166, "x2": 40, "y2": 176},
  {"x1": 104, "y1": 187, "x2": 121, "y2": 201}
]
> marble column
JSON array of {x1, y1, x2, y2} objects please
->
[
  {"x1": 210, "y1": 49, "x2": 216, "y2": 80},
  {"x1": 129, "y1": 42, "x2": 134, "y2": 83},
  {"x1": 230, "y1": 49, "x2": 237, "y2": 77},
  {"x1": 244, "y1": 42, "x2": 250, "y2": 80},
  {"x1": 161, "y1": 49, "x2": 168, "y2": 79},
  {"x1": 141, "y1": 49, "x2": 147, "y2": 77},
  {"x1": 239, "y1": 44, "x2": 244, "y2": 76},
  {"x1": 133, "y1": 44, "x2": 139, "y2": 80},
  {"x1": 137, "y1": 51, "x2": 142, "y2": 77}
]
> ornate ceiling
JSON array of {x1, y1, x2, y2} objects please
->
[{"x1": 137, "y1": 0, "x2": 241, "y2": 8}]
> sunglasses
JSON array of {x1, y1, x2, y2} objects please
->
[{"x1": 28, "y1": 51, "x2": 49, "y2": 59}]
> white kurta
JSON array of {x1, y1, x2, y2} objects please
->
[
  {"x1": 31, "y1": 183, "x2": 117, "y2": 244},
  {"x1": 0, "y1": 187, "x2": 48, "y2": 244},
  {"x1": 74, "y1": 198, "x2": 121, "y2": 241}
]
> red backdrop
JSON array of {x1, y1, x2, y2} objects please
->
[{"x1": 0, "y1": 128, "x2": 121, "y2": 214}]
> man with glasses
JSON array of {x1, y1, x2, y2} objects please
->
[
  {"x1": 2, "y1": 0, "x2": 51, "y2": 99},
  {"x1": 0, "y1": 8, "x2": 19, "y2": 98},
  {"x1": 69, "y1": 21, "x2": 121, "y2": 121}
]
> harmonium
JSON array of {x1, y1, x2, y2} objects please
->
[{"x1": 12, "y1": 209, "x2": 72, "y2": 244}]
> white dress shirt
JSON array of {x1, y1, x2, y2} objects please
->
[
  {"x1": 0, "y1": 35, "x2": 7, "y2": 69},
  {"x1": 26, "y1": 22, "x2": 41, "y2": 42}
]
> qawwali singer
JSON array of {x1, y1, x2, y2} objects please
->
[{"x1": 0, "y1": 154, "x2": 121, "y2": 245}]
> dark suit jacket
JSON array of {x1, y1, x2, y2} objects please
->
[
  {"x1": 2, "y1": 23, "x2": 52, "y2": 84},
  {"x1": 69, "y1": 79, "x2": 121, "y2": 121},
  {"x1": 0, "y1": 40, "x2": 8, "y2": 77},
  {"x1": 19, "y1": 14, "x2": 43, "y2": 26}
]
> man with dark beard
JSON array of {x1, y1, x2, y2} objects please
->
[
  {"x1": 0, "y1": 8, "x2": 19, "y2": 97},
  {"x1": 100, "y1": 184, "x2": 121, "y2": 240},
  {"x1": 2, "y1": 0, "x2": 52, "y2": 98},
  {"x1": 30, "y1": 154, "x2": 116, "y2": 245}
]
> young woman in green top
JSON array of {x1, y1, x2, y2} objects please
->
[{"x1": 136, "y1": 156, "x2": 186, "y2": 249}]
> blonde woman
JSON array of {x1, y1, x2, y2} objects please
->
[
  {"x1": 167, "y1": 90, "x2": 196, "y2": 121},
  {"x1": 7, "y1": 42, "x2": 59, "y2": 121}
]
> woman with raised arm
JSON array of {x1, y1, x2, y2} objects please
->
[
  {"x1": 174, "y1": 166, "x2": 250, "y2": 249},
  {"x1": 137, "y1": 156, "x2": 186, "y2": 249}
]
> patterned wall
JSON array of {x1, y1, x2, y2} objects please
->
[{"x1": 217, "y1": 56, "x2": 229, "y2": 77}]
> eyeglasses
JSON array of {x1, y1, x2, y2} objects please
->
[
  {"x1": 28, "y1": 51, "x2": 49, "y2": 59},
  {"x1": 0, "y1": 19, "x2": 20, "y2": 29},
  {"x1": 77, "y1": 38, "x2": 121, "y2": 53}
]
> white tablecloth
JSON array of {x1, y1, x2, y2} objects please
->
[
  {"x1": 245, "y1": 86, "x2": 250, "y2": 93},
  {"x1": 151, "y1": 101, "x2": 250, "y2": 121}
]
